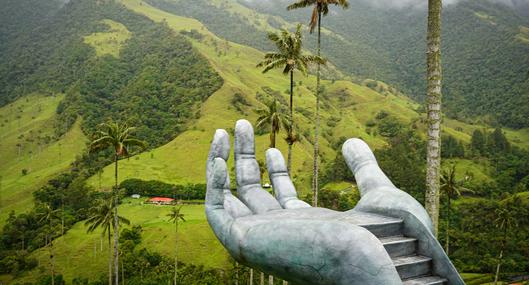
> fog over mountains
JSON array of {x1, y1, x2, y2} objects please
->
[{"x1": 242, "y1": 0, "x2": 529, "y2": 12}]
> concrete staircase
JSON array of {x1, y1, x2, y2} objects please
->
[{"x1": 357, "y1": 214, "x2": 448, "y2": 285}]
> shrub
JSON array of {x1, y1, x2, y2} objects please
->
[{"x1": 120, "y1": 179, "x2": 206, "y2": 200}]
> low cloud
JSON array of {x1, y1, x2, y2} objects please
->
[
  {"x1": 357, "y1": 0, "x2": 522, "y2": 9},
  {"x1": 243, "y1": 0, "x2": 527, "y2": 9}
]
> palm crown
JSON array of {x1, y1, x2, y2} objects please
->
[
  {"x1": 287, "y1": 0, "x2": 349, "y2": 33},
  {"x1": 255, "y1": 100, "x2": 289, "y2": 148},
  {"x1": 440, "y1": 164, "x2": 471, "y2": 199},
  {"x1": 85, "y1": 199, "x2": 130, "y2": 234},
  {"x1": 90, "y1": 122, "x2": 147, "y2": 157},
  {"x1": 257, "y1": 24, "x2": 325, "y2": 75},
  {"x1": 167, "y1": 206, "x2": 186, "y2": 224}
]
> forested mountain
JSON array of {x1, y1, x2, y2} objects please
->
[
  {"x1": 0, "y1": 0, "x2": 63, "y2": 53},
  {"x1": 0, "y1": 0, "x2": 222, "y2": 146},
  {"x1": 163, "y1": 0, "x2": 529, "y2": 128}
]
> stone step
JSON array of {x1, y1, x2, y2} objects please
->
[
  {"x1": 393, "y1": 255, "x2": 432, "y2": 280},
  {"x1": 380, "y1": 236, "x2": 418, "y2": 258},
  {"x1": 358, "y1": 219, "x2": 403, "y2": 238},
  {"x1": 402, "y1": 275, "x2": 448, "y2": 285}
]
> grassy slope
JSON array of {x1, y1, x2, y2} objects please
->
[
  {"x1": 88, "y1": 1, "x2": 529, "y2": 193},
  {"x1": 88, "y1": 0, "x2": 430, "y2": 192},
  {"x1": 83, "y1": 19, "x2": 131, "y2": 57},
  {"x1": 14, "y1": 200, "x2": 227, "y2": 283},
  {"x1": 0, "y1": 94, "x2": 86, "y2": 224}
]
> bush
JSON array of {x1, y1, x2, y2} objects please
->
[{"x1": 120, "y1": 179, "x2": 206, "y2": 200}]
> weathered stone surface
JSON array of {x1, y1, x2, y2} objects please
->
[{"x1": 205, "y1": 119, "x2": 464, "y2": 285}]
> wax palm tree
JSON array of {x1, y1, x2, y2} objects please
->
[
  {"x1": 167, "y1": 205, "x2": 186, "y2": 285},
  {"x1": 257, "y1": 24, "x2": 325, "y2": 172},
  {"x1": 256, "y1": 100, "x2": 289, "y2": 149},
  {"x1": 85, "y1": 198, "x2": 130, "y2": 285},
  {"x1": 493, "y1": 196, "x2": 520, "y2": 285},
  {"x1": 37, "y1": 203, "x2": 60, "y2": 285},
  {"x1": 90, "y1": 121, "x2": 146, "y2": 285},
  {"x1": 283, "y1": 122, "x2": 300, "y2": 174},
  {"x1": 287, "y1": 0, "x2": 348, "y2": 207},
  {"x1": 424, "y1": 0, "x2": 443, "y2": 236},
  {"x1": 440, "y1": 164, "x2": 471, "y2": 255}
]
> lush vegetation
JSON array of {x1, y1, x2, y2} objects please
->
[
  {"x1": 1, "y1": 0, "x2": 529, "y2": 284},
  {"x1": 120, "y1": 179, "x2": 206, "y2": 200},
  {"x1": 0, "y1": 0, "x2": 222, "y2": 147},
  {"x1": 242, "y1": 0, "x2": 529, "y2": 129}
]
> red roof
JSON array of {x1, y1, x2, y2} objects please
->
[{"x1": 148, "y1": 197, "x2": 174, "y2": 202}]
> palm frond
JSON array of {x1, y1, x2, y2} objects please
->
[{"x1": 287, "y1": 0, "x2": 316, "y2": 10}]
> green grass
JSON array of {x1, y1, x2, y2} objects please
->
[
  {"x1": 13, "y1": 200, "x2": 228, "y2": 284},
  {"x1": 462, "y1": 273, "x2": 495, "y2": 285},
  {"x1": 516, "y1": 26, "x2": 529, "y2": 44},
  {"x1": 474, "y1": 11, "x2": 497, "y2": 25},
  {"x1": 444, "y1": 118, "x2": 529, "y2": 150},
  {"x1": 444, "y1": 158, "x2": 493, "y2": 183},
  {"x1": 0, "y1": 94, "x2": 87, "y2": 224},
  {"x1": 83, "y1": 19, "x2": 131, "y2": 57}
]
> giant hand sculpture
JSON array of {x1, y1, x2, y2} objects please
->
[{"x1": 206, "y1": 120, "x2": 463, "y2": 285}]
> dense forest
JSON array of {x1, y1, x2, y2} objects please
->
[
  {"x1": 0, "y1": 0, "x2": 222, "y2": 146},
  {"x1": 238, "y1": 0, "x2": 529, "y2": 128}
]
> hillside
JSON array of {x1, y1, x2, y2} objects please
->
[
  {"x1": 0, "y1": 94, "x2": 86, "y2": 223},
  {"x1": 88, "y1": 0, "x2": 529, "y2": 193},
  {"x1": 13, "y1": 201, "x2": 228, "y2": 284},
  {"x1": 236, "y1": 0, "x2": 529, "y2": 129}
]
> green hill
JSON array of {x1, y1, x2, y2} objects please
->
[
  {"x1": 89, "y1": 0, "x2": 529, "y2": 194},
  {"x1": 13, "y1": 200, "x2": 227, "y2": 284},
  {"x1": 0, "y1": 94, "x2": 87, "y2": 224},
  {"x1": 239, "y1": 0, "x2": 529, "y2": 129}
]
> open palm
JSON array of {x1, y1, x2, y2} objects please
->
[{"x1": 205, "y1": 120, "x2": 463, "y2": 285}]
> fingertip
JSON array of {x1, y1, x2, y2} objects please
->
[
  {"x1": 212, "y1": 129, "x2": 230, "y2": 160},
  {"x1": 266, "y1": 148, "x2": 287, "y2": 174},
  {"x1": 207, "y1": 129, "x2": 230, "y2": 181},
  {"x1": 212, "y1": 157, "x2": 228, "y2": 188},
  {"x1": 235, "y1": 120, "x2": 255, "y2": 156},
  {"x1": 342, "y1": 138, "x2": 376, "y2": 174}
]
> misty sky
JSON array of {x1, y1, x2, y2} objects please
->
[
  {"x1": 244, "y1": 0, "x2": 529, "y2": 9},
  {"x1": 363, "y1": 0, "x2": 524, "y2": 8}
]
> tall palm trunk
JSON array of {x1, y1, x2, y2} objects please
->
[
  {"x1": 250, "y1": 268, "x2": 254, "y2": 285},
  {"x1": 270, "y1": 130, "x2": 276, "y2": 148},
  {"x1": 288, "y1": 70, "x2": 294, "y2": 173},
  {"x1": 108, "y1": 227, "x2": 112, "y2": 285},
  {"x1": 445, "y1": 196, "x2": 451, "y2": 255},
  {"x1": 268, "y1": 275, "x2": 273, "y2": 285},
  {"x1": 49, "y1": 219, "x2": 55, "y2": 285},
  {"x1": 312, "y1": 11, "x2": 322, "y2": 207},
  {"x1": 260, "y1": 272, "x2": 264, "y2": 285},
  {"x1": 425, "y1": 0, "x2": 443, "y2": 236},
  {"x1": 174, "y1": 220, "x2": 178, "y2": 285},
  {"x1": 494, "y1": 228, "x2": 508, "y2": 285},
  {"x1": 494, "y1": 249, "x2": 503, "y2": 285},
  {"x1": 114, "y1": 154, "x2": 120, "y2": 285}
]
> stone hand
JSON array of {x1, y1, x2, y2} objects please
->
[{"x1": 205, "y1": 120, "x2": 434, "y2": 285}]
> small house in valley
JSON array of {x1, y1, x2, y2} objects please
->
[{"x1": 146, "y1": 197, "x2": 174, "y2": 205}]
